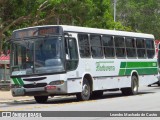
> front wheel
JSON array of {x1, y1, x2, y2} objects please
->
[
  {"x1": 121, "y1": 75, "x2": 138, "y2": 95},
  {"x1": 34, "y1": 96, "x2": 48, "y2": 103},
  {"x1": 76, "y1": 78, "x2": 91, "y2": 101}
]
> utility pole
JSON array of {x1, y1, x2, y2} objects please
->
[{"x1": 114, "y1": 0, "x2": 117, "y2": 22}]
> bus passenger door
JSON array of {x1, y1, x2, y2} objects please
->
[{"x1": 65, "y1": 36, "x2": 79, "y2": 78}]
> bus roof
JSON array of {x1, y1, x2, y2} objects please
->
[{"x1": 13, "y1": 25, "x2": 154, "y2": 39}]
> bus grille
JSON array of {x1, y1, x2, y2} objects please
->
[{"x1": 23, "y1": 83, "x2": 47, "y2": 88}]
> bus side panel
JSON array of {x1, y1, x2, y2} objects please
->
[
  {"x1": 118, "y1": 76, "x2": 131, "y2": 88},
  {"x1": 67, "y1": 78, "x2": 82, "y2": 93},
  {"x1": 93, "y1": 77, "x2": 118, "y2": 90},
  {"x1": 92, "y1": 76, "x2": 131, "y2": 91},
  {"x1": 139, "y1": 75, "x2": 158, "y2": 86}
]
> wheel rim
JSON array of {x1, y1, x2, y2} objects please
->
[
  {"x1": 82, "y1": 84, "x2": 89, "y2": 97},
  {"x1": 132, "y1": 77, "x2": 138, "y2": 93}
]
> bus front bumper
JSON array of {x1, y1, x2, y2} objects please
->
[{"x1": 11, "y1": 83, "x2": 67, "y2": 96}]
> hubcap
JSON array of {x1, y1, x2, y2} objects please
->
[
  {"x1": 82, "y1": 84, "x2": 89, "y2": 96},
  {"x1": 132, "y1": 78, "x2": 138, "y2": 92}
]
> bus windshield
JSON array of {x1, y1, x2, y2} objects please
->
[{"x1": 11, "y1": 36, "x2": 65, "y2": 76}]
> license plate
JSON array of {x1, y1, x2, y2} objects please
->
[{"x1": 14, "y1": 88, "x2": 25, "y2": 96}]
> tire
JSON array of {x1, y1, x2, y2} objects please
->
[
  {"x1": 157, "y1": 81, "x2": 160, "y2": 86},
  {"x1": 76, "y1": 78, "x2": 91, "y2": 101},
  {"x1": 121, "y1": 75, "x2": 138, "y2": 95},
  {"x1": 34, "y1": 96, "x2": 48, "y2": 103},
  {"x1": 90, "y1": 91, "x2": 103, "y2": 99}
]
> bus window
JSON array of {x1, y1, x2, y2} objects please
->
[
  {"x1": 78, "y1": 34, "x2": 91, "y2": 58},
  {"x1": 66, "y1": 38, "x2": 78, "y2": 71},
  {"x1": 125, "y1": 38, "x2": 136, "y2": 58},
  {"x1": 114, "y1": 36, "x2": 126, "y2": 58},
  {"x1": 102, "y1": 35, "x2": 115, "y2": 58},
  {"x1": 136, "y1": 39, "x2": 146, "y2": 58},
  {"x1": 145, "y1": 39, "x2": 155, "y2": 58},
  {"x1": 90, "y1": 34, "x2": 103, "y2": 58}
]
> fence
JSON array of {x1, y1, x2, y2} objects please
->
[{"x1": 0, "y1": 65, "x2": 10, "y2": 90}]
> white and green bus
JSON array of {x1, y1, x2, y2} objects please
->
[{"x1": 10, "y1": 25, "x2": 158, "y2": 103}]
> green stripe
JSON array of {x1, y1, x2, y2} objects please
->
[
  {"x1": 120, "y1": 62, "x2": 127, "y2": 68},
  {"x1": 125, "y1": 68, "x2": 157, "y2": 75},
  {"x1": 119, "y1": 69, "x2": 126, "y2": 76},
  {"x1": 127, "y1": 62, "x2": 157, "y2": 68},
  {"x1": 17, "y1": 78, "x2": 24, "y2": 85},
  {"x1": 12, "y1": 78, "x2": 24, "y2": 85},
  {"x1": 119, "y1": 62, "x2": 158, "y2": 76},
  {"x1": 120, "y1": 62, "x2": 157, "y2": 68},
  {"x1": 12, "y1": 78, "x2": 19, "y2": 85}
]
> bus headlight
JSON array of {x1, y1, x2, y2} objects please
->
[{"x1": 49, "y1": 80, "x2": 64, "y2": 85}]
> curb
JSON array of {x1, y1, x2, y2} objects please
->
[
  {"x1": 0, "y1": 95, "x2": 75, "y2": 104},
  {"x1": 0, "y1": 93, "x2": 34, "y2": 103},
  {"x1": 0, "y1": 90, "x2": 33, "y2": 103},
  {"x1": 0, "y1": 98, "x2": 34, "y2": 104}
]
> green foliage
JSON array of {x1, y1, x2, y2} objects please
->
[
  {"x1": 0, "y1": 0, "x2": 160, "y2": 52},
  {"x1": 116, "y1": 0, "x2": 160, "y2": 39}
]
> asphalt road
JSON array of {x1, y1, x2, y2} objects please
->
[{"x1": 0, "y1": 85, "x2": 160, "y2": 120}]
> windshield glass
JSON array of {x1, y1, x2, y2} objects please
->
[{"x1": 11, "y1": 36, "x2": 65, "y2": 76}]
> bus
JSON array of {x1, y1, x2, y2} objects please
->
[
  {"x1": 10, "y1": 25, "x2": 158, "y2": 103},
  {"x1": 155, "y1": 40, "x2": 160, "y2": 86},
  {"x1": 155, "y1": 40, "x2": 160, "y2": 58}
]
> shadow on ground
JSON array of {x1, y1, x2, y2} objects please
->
[{"x1": 4, "y1": 89, "x2": 156, "y2": 107}]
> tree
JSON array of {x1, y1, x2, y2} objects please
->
[
  {"x1": 0, "y1": 0, "x2": 50, "y2": 53},
  {"x1": 116, "y1": 0, "x2": 160, "y2": 39},
  {"x1": 0, "y1": 0, "x2": 131, "y2": 54}
]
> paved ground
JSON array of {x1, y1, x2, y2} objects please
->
[{"x1": 0, "y1": 90, "x2": 33, "y2": 103}]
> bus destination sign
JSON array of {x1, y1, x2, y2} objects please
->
[{"x1": 13, "y1": 26, "x2": 62, "y2": 39}]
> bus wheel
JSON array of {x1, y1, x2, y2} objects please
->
[
  {"x1": 90, "y1": 91, "x2": 103, "y2": 99},
  {"x1": 34, "y1": 96, "x2": 48, "y2": 103},
  {"x1": 121, "y1": 75, "x2": 138, "y2": 95},
  {"x1": 76, "y1": 78, "x2": 91, "y2": 101},
  {"x1": 157, "y1": 81, "x2": 160, "y2": 86}
]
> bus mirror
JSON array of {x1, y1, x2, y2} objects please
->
[{"x1": 66, "y1": 54, "x2": 69, "y2": 60}]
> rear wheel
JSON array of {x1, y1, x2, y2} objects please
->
[
  {"x1": 76, "y1": 78, "x2": 91, "y2": 101},
  {"x1": 34, "y1": 96, "x2": 48, "y2": 103},
  {"x1": 157, "y1": 81, "x2": 160, "y2": 86},
  {"x1": 121, "y1": 75, "x2": 138, "y2": 95},
  {"x1": 90, "y1": 91, "x2": 103, "y2": 99}
]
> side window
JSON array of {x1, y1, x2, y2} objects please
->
[
  {"x1": 65, "y1": 38, "x2": 78, "y2": 71},
  {"x1": 78, "y1": 34, "x2": 90, "y2": 58},
  {"x1": 114, "y1": 36, "x2": 126, "y2": 58},
  {"x1": 102, "y1": 35, "x2": 115, "y2": 58},
  {"x1": 136, "y1": 39, "x2": 146, "y2": 58},
  {"x1": 125, "y1": 38, "x2": 136, "y2": 58},
  {"x1": 90, "y1": 34, "x2": 103, "y2": 58},
  {"x1": 146, "y1": 39, "x2": 155, "y2": 58}
]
